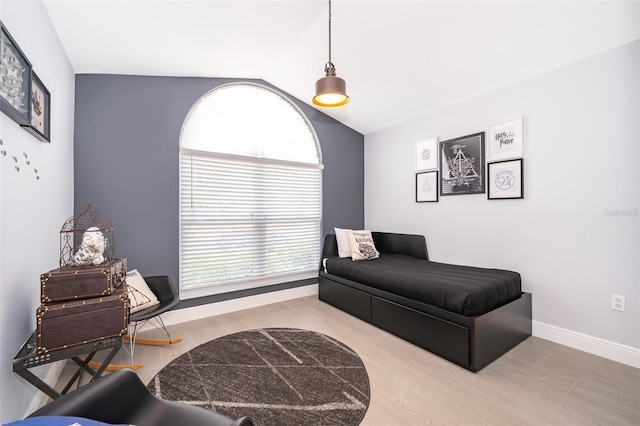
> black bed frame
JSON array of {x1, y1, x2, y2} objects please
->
[{"x1": 318, "y1": 232, "x2": 532, "y2": 372}]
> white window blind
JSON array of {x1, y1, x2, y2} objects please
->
[
  {"x1": 180, "y1": 150, "x2": 322, "y2": 296},
  {"x1": 179, "y1": 83, "x2": 322, "y2": 299}
]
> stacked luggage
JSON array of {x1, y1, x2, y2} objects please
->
[{"x1": 36, "y1": 259, "x2": 129, "y2": 354}]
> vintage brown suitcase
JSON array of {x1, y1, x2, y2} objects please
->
[
  {"x1": 40, "y1": 258, "x2": 127, "y2": 303},
  {"x1": 36, "y1": 289, "x2": 129, "y2": 354}
]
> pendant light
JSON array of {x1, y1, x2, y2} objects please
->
[{"x1": 312, "y1": 0, "x2": 349, "y2": 107}]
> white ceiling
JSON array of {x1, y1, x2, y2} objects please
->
[{"x1": 42, "y1": 0, "x2": 639, "y2": 135}]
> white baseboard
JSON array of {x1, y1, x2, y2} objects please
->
[
  {"x1": 160, "y1": 283, "x2": 319, "y2": 328},
  {"x1": 533, "y1": 321, "x2": 640, "y2": 369},
  {"x1": 159, "y1": 286, "x2": 639, "y2": 369}
]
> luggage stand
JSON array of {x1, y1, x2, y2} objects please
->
[{"x1": 13, "y1": 330, "x2": 122, "y2": 400}]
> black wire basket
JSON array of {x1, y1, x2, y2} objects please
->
[{"x1": 59, "y1": 203, "x2": 114, "y2": 267}]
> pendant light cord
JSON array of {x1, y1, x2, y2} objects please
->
[{"x1": 328, "y1": 0, "x2": 332, "y2": 64}]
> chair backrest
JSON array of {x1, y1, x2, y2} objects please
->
[
  {"x1": 28, "y1": 369, "x2": 149, "y2": 422},
  {"x1": 143, "y1": 275, "x2": 179, "y2": 306},
  {"x1": 29, "y1": 369, "x2": 253, "y2": 426}
]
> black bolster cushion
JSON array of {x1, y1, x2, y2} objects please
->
[{"x1": 372, "y1": 232, "x2": 428, "y2": 260}]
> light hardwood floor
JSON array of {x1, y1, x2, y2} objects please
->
[{"x1": 56, "y1": 295, "x2": 640, "y2": 425}]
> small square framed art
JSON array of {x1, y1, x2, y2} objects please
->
[
  {"x1": 487, "y1": 117, "x2": 523, "y2": 161},
  {"x1": 416, "y1": 170, "x2": 438, "y2": 202},
  {"x1": 487, "y1": 158, "x2": 523, "y2": 200}
]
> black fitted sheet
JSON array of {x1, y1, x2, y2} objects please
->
[{"x1": 325, "y1": 254, "x2": 521, "y2": 316}]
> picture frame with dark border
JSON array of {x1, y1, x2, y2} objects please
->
[
  {"x1": 22, "y1": 71, "x2": 50, "y2": 143},
  {"x1": 439, "y1": 132, "x2": 485, "y2": 196},
  {"x1": 487, "y1": 158, "x2": 524, "y2": 200},
  {"x1": 416, "y1": 170, "x2": 438, "y2": 202},
  {"x1": 0, "y1": 21, "x2": 32, "y2": 126}
]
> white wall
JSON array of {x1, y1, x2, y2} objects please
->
[
  {"x1": 365, "y1": 41, "x2": 639, "y2": 357},
  {"x1": 0, "y1": 1, "x2": 75, "y2": 422}
]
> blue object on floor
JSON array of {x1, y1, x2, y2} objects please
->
[{"x1": 4, "y1": 416, "x2": 124, "y2": 426}]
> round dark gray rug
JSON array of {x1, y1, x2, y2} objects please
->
[{"x1": 147, "y1": 328, "x2": 370, "y2": 425}]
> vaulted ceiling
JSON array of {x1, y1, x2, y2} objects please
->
[{"x1": 43, "y1": 0, "x2": 638, "y2": 135}]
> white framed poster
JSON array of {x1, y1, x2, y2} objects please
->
[
  {"x1": 416, "y1": 138, "x2": 438, "y2": 171},
  {"x1": 487, "y1": 117, "x2": 523, "y2": 161}
]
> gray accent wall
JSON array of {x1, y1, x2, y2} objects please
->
[{"x1": 74, "y1": 75, "x2": 363, "y2": 309}]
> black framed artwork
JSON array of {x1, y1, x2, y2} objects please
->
[
  {"x1": 416, "y1": 170, "x2": 438, "y2": 202},
  {"x1": 487, "y1": 158, "x2": 524, "y2": 200},
  {"x1": 0, "y1": 22, "x2": 32, "y2": 126},
  {"x1": 439, "y1": 132, "x2": 485, "y2": 196},
  {"x1": 22, "y1": 71, "x2": 50, "y2": 142}
]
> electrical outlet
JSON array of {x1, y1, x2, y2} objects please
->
[{"x1": 611, "y1": 294, "x2": 626, "y2": 312}]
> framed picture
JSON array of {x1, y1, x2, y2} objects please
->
[
  {"x1": 0, "y1": 22, "x2": 32, "y2": 126},
  {"x1": 416, "y1": 138, "x2": 438, "y2": 171},
  {"x1": 21, "y1": 71, "x2": 50, "y2": 142},
  {"x1": 487, "y1": 117, "x2": 523, "y2": 161},
  {"x1": 488, "y1": 158, "x2": 523, "y2": 200},
  {"x1": 416, "y1": 170, "x2": 438, "y2": 202},
  {"x1": 439, "y1": 132, "x2": 485, "y2": 196}
]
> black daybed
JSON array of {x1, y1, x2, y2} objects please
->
[{"x1": 318, "y1": 231, "x2": 532, "y2": 372}]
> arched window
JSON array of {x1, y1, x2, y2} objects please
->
[{"x1": 179, "y1": 83, "x2": 323, "y2": 299}]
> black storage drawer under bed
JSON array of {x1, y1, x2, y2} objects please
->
[
  {"x1": 319, "y1": 276, "x2": 371, "y2": 322},
  {"x1": 371, "y1": 295, "x2": 470, "y2": 367}
]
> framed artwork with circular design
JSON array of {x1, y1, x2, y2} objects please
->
[
  {"x1": 488, "y1": 158, "x2": 523, "y2": 200},
  {"x1": 415, "y1": 138, "x2": 438, "y2": 171}
]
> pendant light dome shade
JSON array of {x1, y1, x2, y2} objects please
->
[
  {"x1": 313, "y1": 62, "x2": 349, "y2": 107},
  {"x1": 312, "y1": 0, "x2": 349, "y2": 108}
]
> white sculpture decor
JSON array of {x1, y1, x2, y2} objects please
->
[{"x1": 72, "y1": 226, "x2": 105, "y2": 266}]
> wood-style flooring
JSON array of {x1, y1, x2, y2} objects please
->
[{"x1": 55, "y1": 295, "x2": 640, "y2": 425}]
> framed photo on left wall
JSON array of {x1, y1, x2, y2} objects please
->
[
  {"x1": 0, "y1": 22, "x2": 32, "y2": 126},
  {"x1": 21, "y1": 71, "x2": 51, "y2": 143}
]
